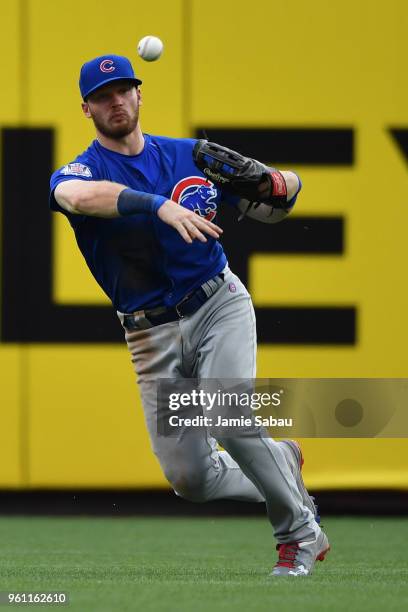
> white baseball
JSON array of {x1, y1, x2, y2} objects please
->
[{"x1": 137, "y1": 36, "x2": 164, "y2": 62}]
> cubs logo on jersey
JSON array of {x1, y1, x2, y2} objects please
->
[{"x1": 171, "y1": 176, "x2": 218, "y2": 221}]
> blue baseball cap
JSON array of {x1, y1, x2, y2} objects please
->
[{"x1": 79, "y1": 54, "x2": 142, "y2": 100}]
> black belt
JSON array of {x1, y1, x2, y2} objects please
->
[{"x1": 123, "y1": 272, "x2": 225, "y2": 331}]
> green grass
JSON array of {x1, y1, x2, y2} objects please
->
[{"x1": 0, "y1": 516, "x2": 407, "y2": 611}]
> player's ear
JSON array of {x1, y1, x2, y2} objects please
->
[
  {"x1": 136, "y1": 87, "x2": 142, "y2": 105},
  {"x1": 81, "y1": 102, "x2": 92, "y2": 118}
]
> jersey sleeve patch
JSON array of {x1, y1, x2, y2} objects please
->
[{"x1": 61, "y1": 163, "x2": 92, "y2": 178}]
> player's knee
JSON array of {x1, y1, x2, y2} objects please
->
[
  {"x1": 165, "y1": 468, "x2": 210, "y2": 503},
  {"x1": 174, "y1": 483, "x2": 210, "y2": 503}
]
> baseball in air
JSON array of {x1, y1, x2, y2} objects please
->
[{"x1": 137, "y1": 36, "x2": 164, "y2": 62}]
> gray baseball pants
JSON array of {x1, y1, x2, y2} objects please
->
[{"x1": 119, "y1": 266, "x2": 319, "y2": 543}]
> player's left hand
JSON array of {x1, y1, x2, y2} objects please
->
[{"x1": 193, "y1": 140, "x2": 290, "y2": 209}]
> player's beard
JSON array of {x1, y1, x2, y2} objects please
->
[{"x1": 91, "y1": 107, "x2": 139, "y2": 140}]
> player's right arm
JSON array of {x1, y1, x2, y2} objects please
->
[
  {"x1": 54, "y1": 179, "x2": 223, "y2": 243},
  {"x1": 54, "y1": 179, "x2": 128, "y2": 217}
]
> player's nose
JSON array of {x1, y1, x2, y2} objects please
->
[{"x1": 110, "y1": 92, "x2": 124, "y2": 106}]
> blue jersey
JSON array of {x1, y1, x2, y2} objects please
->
[{"x1": 50, "y1": 135, "x2": 236, "y2": 313}]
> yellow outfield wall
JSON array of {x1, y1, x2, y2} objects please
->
[{"x1": 0, "y1": 0, "x2": 407, "y2": 489}]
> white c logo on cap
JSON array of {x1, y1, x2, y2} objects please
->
[{"x1": 100, "y1": 59, "x2": 115, "y2": 73}]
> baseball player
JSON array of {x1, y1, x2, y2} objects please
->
[{"x1": 49, "y1": 54, "x2": 330, "y2": 577}]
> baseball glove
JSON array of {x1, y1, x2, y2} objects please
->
[{"x1": 192, "y1": 140, "x2": 288, "y2": 211}]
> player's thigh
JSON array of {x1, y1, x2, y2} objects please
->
[
  {"x1": 195, "y1": 274, "x2": 257, "y2": 379},
  {"x1": 124, "y1": 320, "x2": 181, "y2": 381},
  {"x1": 138, "y1": 377, "x2": 219, "y2": 487}
]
